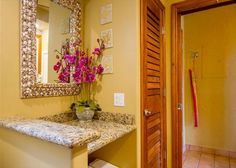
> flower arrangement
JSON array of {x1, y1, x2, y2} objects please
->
[{"x1": 54, "y1": 39, "x2": 105, "y2": 114}]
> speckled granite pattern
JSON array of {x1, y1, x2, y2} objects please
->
[
  {"x1": 65, "y1": 120, "x2": 136, "y2": 154},
  {"x1": 39, "y1": 112, "x2": 77, "y2": 123},
  {"x1": 39, "y1": 111, "x2": 135, "y2": 153},
  {"x1": 0, "y1": 111, "x2": 135, "y2": 153},
  {"x1": 0, "y1": 119, "x2": 100, "y2": 148},
  {"x1": 41, "y1": 111, "x2": 135, "y2": 125},
  {"x1": 96, "y1": 111, "x2": 135, "y2": 125}
]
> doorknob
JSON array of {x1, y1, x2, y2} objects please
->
[
  {"x1": 177, "y1": 103, "x2": 183, "y2": 111},
  {"x1": 144, "y1": 109, "x2": 152, "y2": 116}
]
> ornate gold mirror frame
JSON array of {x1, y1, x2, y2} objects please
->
[{"x1": 20, "y1": 0, "x2": 81, "y2": 98}]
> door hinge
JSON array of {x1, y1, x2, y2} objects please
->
[
  {"x1": 177, "y1": 103, "x2": 183, "y2": 111},
  {"x1": 161, "y1": 27, "x2": 166, "y2": 35}
]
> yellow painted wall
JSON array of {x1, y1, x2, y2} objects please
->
[
  {"x1": 184, "y1": 4, "x2": 236, "y2": 151},
  {"x1": 0, "y1": 0, "x2": 207, "y2": 167},
  {"x1": 82, "y1": 0, "x2": 139, "y2": 167},
  {"x1": 82, "y1": 0, "x2": 182, "y2": 167},
  {"x1": 0, "y1": 128, "x2": 73, "y2": 168},
  {"x1": 89, "y1": 131, "x2": 137, "y2": 168},
  {"x1": 82, "y1": 0, "x2": 189, "y2": 167},
  {"x1": 0, "y1": 127, "x2": 89, "y2": 168},
  {"x1": 0, "y1": 0, "x2": 177, "y2": 168},
  {"x1": 0, "y1": 0, "x2": 73, "y2": 118},
  {"x1": 83, "y1": 0, "x2": 139, "y2": 116},
  {"x1": 0, "y1": 0, "x2": 139, "y2": 167},
  {"x1": 0, "y1": 1, "x2": 74, "y2": 166}
]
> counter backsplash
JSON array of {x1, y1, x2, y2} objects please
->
[{"x1": 39, "y1": 111, "x2": 135, "y2": 125}]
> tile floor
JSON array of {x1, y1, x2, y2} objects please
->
[{"x1": 183, "y1": 150, "x2": 236, "y2": 168}]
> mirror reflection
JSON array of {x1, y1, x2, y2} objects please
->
[{"x1": 36, "y1": 0, "x2": 71, "y2": 83}]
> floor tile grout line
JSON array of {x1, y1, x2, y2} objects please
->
[
  {"x1": 196, "y1": 151, "x2": 201, "y2": 168},
  {"x1": 183, "y1": 149, "x2": 235, "y2": 168}
]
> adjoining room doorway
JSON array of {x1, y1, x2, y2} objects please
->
[{"x1": 171, "y1": 0, "x2": 236, "y2": 168}]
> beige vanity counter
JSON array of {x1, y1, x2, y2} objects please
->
[{"x1": 0, "y1": 112, "x2": 135, "y2": 168}]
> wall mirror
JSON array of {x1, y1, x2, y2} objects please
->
[{"x1": 20, "y1": 0, "x2": 81, "y2": 98}]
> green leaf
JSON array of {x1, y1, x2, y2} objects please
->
[
  {"x1": 76, "y1": 105, "x2": 85, "y2": 113},
  {"x1": 74, "y1": 100, "x2": 102, "y2": 112}
]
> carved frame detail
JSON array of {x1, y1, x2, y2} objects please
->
[{"x1": 20, "y1": 0, "x2": 81, "y2": 98}]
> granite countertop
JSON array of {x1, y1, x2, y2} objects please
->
[
  {"x1": 0, "y1": 111, "x2": 136, "y2": 153},
  {"x1": 66, "y1": 119, "x2": 136, "y2": 154},
  {"x1": 0, "y1": 118, "x2": 100, "y2": 148},
  {"x1": 41, "y1": 111, "x2": 136, "y2": 154}
]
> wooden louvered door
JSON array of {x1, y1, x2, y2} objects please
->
[{"x1": 141, "y1": 0, "x2": 166, "y2": 168}]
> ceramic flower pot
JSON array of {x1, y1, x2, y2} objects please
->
[{"x1": 76, "y1": 107, "x2": 94, "y2": 121}]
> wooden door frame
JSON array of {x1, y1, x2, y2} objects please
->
[
  {"x1": 171, "y1": 0, "x2": 236, "y2": 168},
  {"x1": 141, "y1": 0, "x2": 167, "y2": 167}
]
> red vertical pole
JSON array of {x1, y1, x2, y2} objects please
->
[{"x1": 189, "y1": 69, "x2": 199, "y2": 127}]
